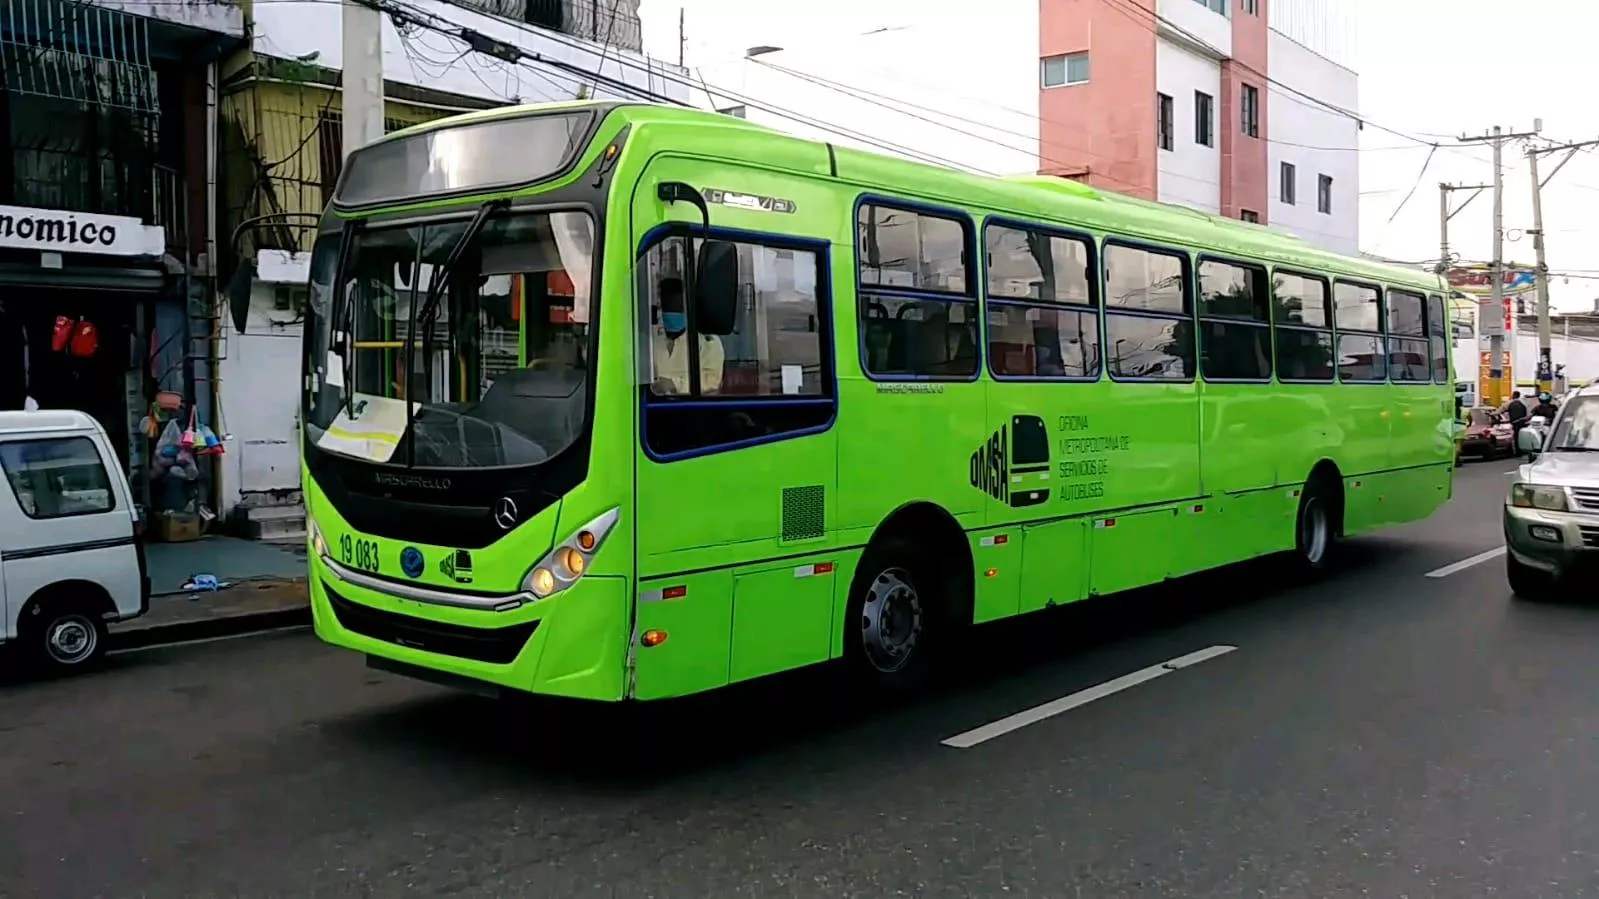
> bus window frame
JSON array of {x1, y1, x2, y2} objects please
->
[
  {"x1": 1270, "y1": 267, "x2": 1335, "y2": 384},
  {"x1": 1194, "y1": 253, "x2": 1274, "y2": 384},
  {"x1": 1427, "y1": 292, "x2": 1451, "y2": 385},
  {"x1": 1100, "y1": 236, "x2": 1197, "y2": 384},
  {"x1": 634, "y1": 222, "x2": 839, "y2": 464},
  {"x1": 1332, "y1": 277, "x2": 1387, "y2": 384},
  {"x1": 1385, "y1": 286, "x2": 1432, "y2": 383},
  {"x1": 853, "y1": 194, "x2": 982, "y2": 384},
  {"x1": 979, "y1": 214, "x2": 1102, "y2": 384}
]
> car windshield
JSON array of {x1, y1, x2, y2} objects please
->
[
  {"x1": 1547, "y1": 396, "x2": 1599, "y2": 451},
  {"x1": 1469, "y1": 408, "x2": 1497, "y2": 429},
  {"x1": 302, "y1": 209, "x2": 595, "y2": 469}
]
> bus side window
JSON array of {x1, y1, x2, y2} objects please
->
[{"x1": 639, "y1": 234, "x2": 836, "y2": 459}]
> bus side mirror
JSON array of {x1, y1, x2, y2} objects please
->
[
  {"x1": 226, "y1": 259, "x2": 256, "y2": 334},
  {"x1": 694, "y1": 240, "x2": 739, "y2": 336},
  {"x1": 1529, "y1": 415, "x2": 1548, "y2": 428}
]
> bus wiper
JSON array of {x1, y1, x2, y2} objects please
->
[{"x1": 406, "y1": 199, "x2": 506, "y2": 464}]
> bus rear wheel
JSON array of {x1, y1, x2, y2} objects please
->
[
  {"x1": 1292, "y1": 482, "x2": 1339, "y2": 576},
  {"x1": 845, "y1": 535, "x2": 950, "y2": 694}
]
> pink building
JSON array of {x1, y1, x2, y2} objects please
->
[{"x1": 1036, "y1": 0, "x2": 1357, "y2": 250}]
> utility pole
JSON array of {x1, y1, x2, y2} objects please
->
[
  {"x1": 678, "y1": 8, "x2": 685, "y2": 67},
  {"x1": 342, "y1": 0, "x2": 385, "y2": 158},
  {"x1": 1459, "y1": 124, "x2": 1540, "y2": 407},
  {"x1": 1527, "y1": 147, "x2": 1552, "y2": 395},
  {"x1": 1525, "y1": 136, "x2": 1599, "y2": 395},
  {"x1": 1437, "y1": 181, "x2": 1490, "y2": 403}
]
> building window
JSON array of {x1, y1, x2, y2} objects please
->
[
  {"x1": 1041, "y1": 52, "x2": 1089, "y2": 87},
  {"x1": 1240, "y1": 210, "x2": 1259, "y2": 223},
  {"x1": 1194, "y1": 91, "x2": 1214, "y2": 147},
  {"x1": 717, "y1": 105, "x2": 746, "y2": 118},
  {"x1": 1158, "y1": 93, "x2": 1174, "y2": 151},
  {"x1": 1242, "y1": 0, "x2": 1258, "y2": 14},
  {"x1": 1193, "y1": 0, "x2": 1227, "y2": 13},
  {"x1": 1240, "y1": 84, "x2": 1260, "y2": 137},
  {"x1": 1280, "y1": 162, "x2": 1296, "y2": 204},
  {"x1": 1318, "y1": 174, "x2": 1334, "y2": 213}
]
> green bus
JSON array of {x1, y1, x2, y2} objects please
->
[{"x1": 294, "y1": 100, "x2": 1454, "y2": 702}]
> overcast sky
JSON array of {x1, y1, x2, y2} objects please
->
[{"x1": 638, "y1": 0, "x2": 1599, "y2": 311}]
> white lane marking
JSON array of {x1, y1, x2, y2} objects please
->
[
  {"x1": 1424, "y1": 546, "x2": 1506, "y2": 579},
  {"x1": 941, "y1": 644, "x2": 1238, "y2": 749},
  {"x1": 109, "y1": 624, "x2": 311, "y2": 656}
]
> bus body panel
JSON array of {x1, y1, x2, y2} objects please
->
[{"x1": 300, "y1": 102, "x2": 1456, "y2": 703}]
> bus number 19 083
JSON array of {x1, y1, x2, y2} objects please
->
[{"x1": 339, "y1": 533, "x2": 381, "y2": 573}]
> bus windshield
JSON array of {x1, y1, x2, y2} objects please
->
[{"x1": 302, "y1": 209, "x2": 595, "y2": 469}]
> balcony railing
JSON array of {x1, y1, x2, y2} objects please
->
[{"x1": 11, "y1": 151, "x2": 190, "y2": 255}]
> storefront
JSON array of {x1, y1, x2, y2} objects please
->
[{"x1": 0, "y1": 203, "x2": 186, "y2": 511}]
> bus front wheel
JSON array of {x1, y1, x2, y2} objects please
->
[{"x1": 845, "y1": 535, "x2": 951, "y2": 694}]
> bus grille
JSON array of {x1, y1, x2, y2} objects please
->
[
  {"x1": 323, "y1": 582, "x2": 539, "y2": 665},
  {"x1": 782, "y1": 485, "x2": 825, "y2": 542}
]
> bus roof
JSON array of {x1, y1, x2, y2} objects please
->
[{"x1": 380, "y1": 100, "x2": 1441, "y2": 293}]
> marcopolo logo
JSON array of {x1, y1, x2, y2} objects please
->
[{"x1": 970, "y1": 414, "x2": 1051, "y2": 508}]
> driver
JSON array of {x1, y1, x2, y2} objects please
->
[{"x1": 650, "y1": 276, "x2": 725, "y2": 396}]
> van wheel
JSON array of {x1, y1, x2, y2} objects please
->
[
  {"x1": 24, "y1": 602, "x2": 108, "y2": 673},
  {"x1": 845, "y1": 535, "x2": 950, "y2": 695}
]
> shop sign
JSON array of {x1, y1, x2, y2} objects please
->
[{"x1": 0, "y1": 204, "x2": 164, "y2": 257}]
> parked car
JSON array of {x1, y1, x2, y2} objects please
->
[
  {"x1": 1504, "y1": 386, "x2": 1599, "y2": 598},
  {"x1": 1461, "y1": 406, "x2": 1515, "y2": 459},
  {"x1": 0, "y1": 410, "x2": 149, "y2": 672}
]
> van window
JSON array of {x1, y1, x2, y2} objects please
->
[{"x1": 0, "y1": 437, "x2": 116, "y2": 519}]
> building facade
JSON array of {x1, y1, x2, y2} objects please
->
[
  {"x1": 0, "y1": 0, "x2": 246, "y2": 527},
  {"x1": 693, "y1": 0, "x2": 1358, "y2": 254},
  {"x1": 217, "y1": 0, "x2": 691, "y2": 536},
  {"x1": 1041, "y1": 0, "x2": 1358, "y2": 253}
]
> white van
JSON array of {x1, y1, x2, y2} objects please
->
[{"x1": 0, "y1": 410, "x2": 148, "y2": 672}]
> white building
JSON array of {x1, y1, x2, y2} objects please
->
[{"x1": 681, "y1": 0, "x2": 1360, "y2": 254}]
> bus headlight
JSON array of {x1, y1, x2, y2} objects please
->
[
  {"x1": 309, "y1": 515, "x2": 329, "y2": 558},
  {"x1": 523, "y1": 507, "x2": 620, "y2": 599}
]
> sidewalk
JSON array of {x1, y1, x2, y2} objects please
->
[
  {"x1": 111, "y1": 535, "x2": 313, "y2": 649},
  {"x1": 110, "y1": 578, "x2": 311, "y2": 649}
]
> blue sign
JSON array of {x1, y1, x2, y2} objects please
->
[{"x1": 399, "y1": 547, "x2": 425, "y2": 579}]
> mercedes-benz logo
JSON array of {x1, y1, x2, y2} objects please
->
[{"x1": 493, "y1": 497, "x2": 518, "y2": 530}]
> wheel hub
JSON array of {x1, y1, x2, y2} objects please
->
[
  {"x1": 46, "y1": 616, "x2": 96, "y2": 665},
  {"x1": 860, "y1": 567, "x2": 923, "y2": 673}
]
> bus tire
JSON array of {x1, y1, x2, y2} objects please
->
[
  {"x1": 844, "y1": 534, "x2": 951, "y2": 695},
  {"x1": 1291, "y1": 479, "x2": 1339, "y2": 577}
]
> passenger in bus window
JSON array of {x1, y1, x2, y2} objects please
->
[{"x1": 651, "y1": 276, "x2": 726, "y2": 396}]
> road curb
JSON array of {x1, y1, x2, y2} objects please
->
[{"x1": 108, "y1": 606, "x2": 312, "y2": 652}]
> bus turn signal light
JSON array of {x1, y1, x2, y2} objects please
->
[
  {"x1": 641, "y1": 629, "x2": 668, "y2": 647},
  {"x1": 576, "y1": 530, "x2": 597, "y2": 551}
]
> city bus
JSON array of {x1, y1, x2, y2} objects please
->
[{"x1": 295, "y1": 100, "x2": 1453, "y2": 702}]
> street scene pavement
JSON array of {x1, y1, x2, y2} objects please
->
[{"x1": 0, "y1": 459, "x2": 1579, "y2": 897}]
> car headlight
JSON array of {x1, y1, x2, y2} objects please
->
[
  {"x1": 521, "y1": 507, "x2": 620, "y2": 599},
  {"x1": 1510, "y1": 483, "x2": 1569, "y2": 512}
]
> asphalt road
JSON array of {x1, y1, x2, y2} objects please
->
[{"x1": 3, "y1": 458, "x2": 1582, "y2": 898}]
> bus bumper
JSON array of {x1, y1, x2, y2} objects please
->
[{"x1": 309, "y1": 563, "x2": 631, "y2": 702}]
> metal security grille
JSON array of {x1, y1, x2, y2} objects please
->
[
  {"x1": 0, "y1": 0, "x2": 159, "y2": 112},
  {"x1": 781, "y1": 485, "x2": 825, "y2": 543}
]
